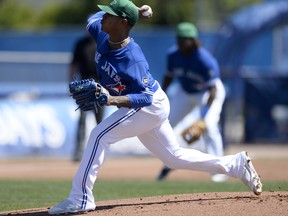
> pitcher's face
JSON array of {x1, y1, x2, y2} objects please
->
[{"x1": 101, "y1": 13, "x2": 126, "y2": 34}]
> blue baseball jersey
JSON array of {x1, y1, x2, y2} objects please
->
[
  {"x1": 86, "y1": 12, "x2": 157, "y2": 108},
  {"x1": 167, "y1": 45, "x2": 220, "y2": 94}
]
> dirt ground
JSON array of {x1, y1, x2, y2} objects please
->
[{"x1": 0, "y1": 144, "x2": 287, "y2": 216}]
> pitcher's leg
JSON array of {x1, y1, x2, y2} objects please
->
[
  {"x1": 67, "y1": 108, "x2": 140, "y2": 208},
  {"x1": 138, "y1": 120, "x2": 243, "y2": 178},
  {"x1": 68, "y1": 107, "x2": 164, "y2": 208},
  {"x1": 48, "y1": 124, "x2": 107, "y2": 215},
  {"x1": 69, "y1": 125, "x2": 110, "y2": 208},
  {"x1": 140, "y1": 121, "x2": 261, "y2": 195}
]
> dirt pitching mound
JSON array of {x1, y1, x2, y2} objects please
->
[{"x1": 2, "y1": 192, "x2": 287, "y2": 216}]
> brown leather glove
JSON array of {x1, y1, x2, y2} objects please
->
[{"x1": 181, "y1": 119, "x2": 206, "y2": 144}]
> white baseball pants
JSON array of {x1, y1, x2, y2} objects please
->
[{"x1": 68, "y1": 86, "x2": 244, "y2": 208}]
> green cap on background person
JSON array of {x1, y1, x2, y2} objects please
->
[
  {"x1": 97, "y1": 0, "x2": 139, "y2": 26},
  {"x1": 176, "y1": 22, "x2": 198, "y2": 39}
]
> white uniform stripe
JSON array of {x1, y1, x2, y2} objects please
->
[{"x1": 86, "y1": 18, "x2": 101, "y2": 30}]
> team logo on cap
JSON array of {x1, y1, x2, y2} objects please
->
[
  {"x1": 122, "y1": 12, "x2": 126, "y2": 17},
  {"x1": 111, "y1": 0, "x2": 117, "y2": 5}
]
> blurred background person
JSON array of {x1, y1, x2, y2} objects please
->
[
  {"x1": 156, "y1": 22, "x2": 227, "y2": 182},
  {"x1": 68, "y1": 31, "x2": 104, "y2": 162}
]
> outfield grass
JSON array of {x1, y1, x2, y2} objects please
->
[{"x1": 0, "y1": 180, "x2": 287, "y2": 212}]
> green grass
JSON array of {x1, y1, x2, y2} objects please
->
[{"x1": 0, "y1": 180, "x2": 287, "y2": 212}]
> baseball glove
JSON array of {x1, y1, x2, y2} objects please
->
[
  {"x1": 181, "y1": 119, "x2": 206, "y2": 144},
  {"x1": 69, "y1": 78, "x2": 109, "y2": 112}
]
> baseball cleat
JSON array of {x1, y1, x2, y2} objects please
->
[
  {"x1": 240, "y1": 151, "x2": 262, "y2": 195},
  {"x1": 48, "y1": 198, "x2": 96, "y2": 215}
]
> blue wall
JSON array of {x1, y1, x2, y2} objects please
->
[{"x1": 0, "y1": 27, "x2": 220, "y2": 84}]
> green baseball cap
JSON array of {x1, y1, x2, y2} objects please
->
[
  {"x1": 97, "y1": 0, "x2": 139, "y2": 26},
  {"x1": 176, "y1": 22, "x2": 198, "y2": 39}
]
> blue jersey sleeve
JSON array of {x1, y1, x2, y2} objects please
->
[
  {"x1": 128, "y1": 93, "x2": 153, "y2": 108},
  {"x1": 86, "y1": 11, "x2": 106, "y2": 42},
  {"x1": 126, "y1": 61, "x2": 155, "y2": 108}
]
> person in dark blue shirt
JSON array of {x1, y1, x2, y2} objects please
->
[{"x1": 48, "y1": 1, "x2": 262, "y2": 215}]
